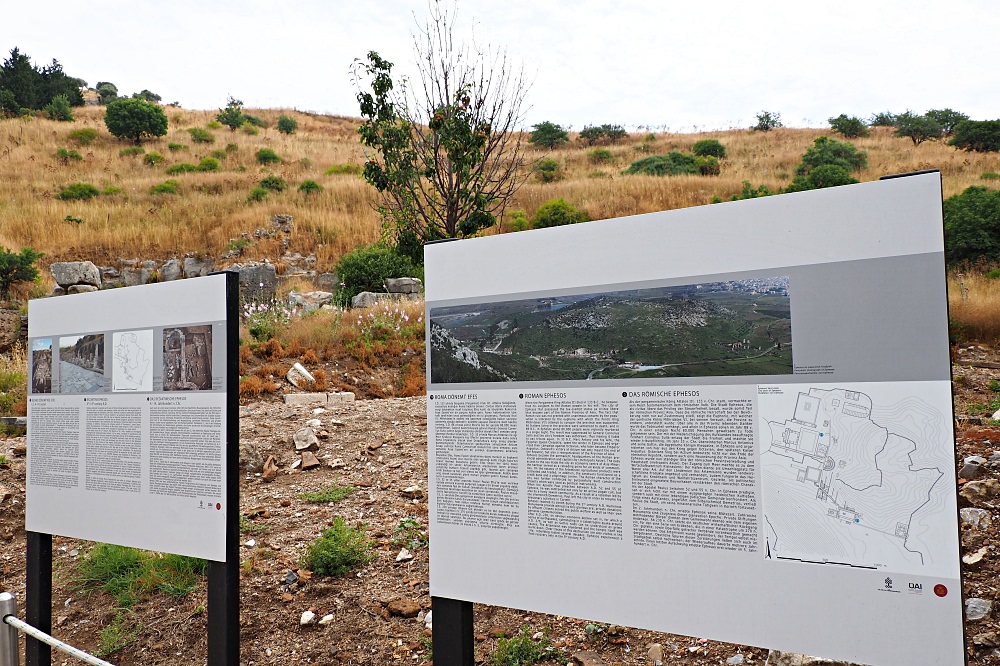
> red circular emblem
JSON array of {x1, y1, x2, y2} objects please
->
[
  {"x1": 933, "y1": 584, "x2": 948, "y2": 597},
  {"x1": 216, "y1": 503, "x2": 222, "y2": 510}
]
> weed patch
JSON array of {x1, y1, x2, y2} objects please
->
[
  {"x1": 299, "y1": 482, "x2": 356, "y2": 503},
  {"x1": 301, "y1": 516, "x2": 375, "y2": 577}
]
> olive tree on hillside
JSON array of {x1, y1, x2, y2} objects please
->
[
  {"x1": 352, "y1": 0, "x2": 529, "y2": 262},
  {"x1": 104, "y1": 97, "x2": 168, "y2": 144}
]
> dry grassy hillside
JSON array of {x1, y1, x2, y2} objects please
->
[{"x1": 3, "y1": 105, "x2": 999, "y2": 274}]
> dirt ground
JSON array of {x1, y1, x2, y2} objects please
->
[{"x1": 2, "y1": 346, "x2": 1000, "y2": 666}]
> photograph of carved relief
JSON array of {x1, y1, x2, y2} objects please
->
[
  {"x1": 162, "y1": 325, "x2": 213, "y2": 390},
  {"x1": 30, "y1": 338, "x2": 53, "y2": 394}
]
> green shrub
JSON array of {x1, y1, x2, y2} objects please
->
[
  {"x1": 752, "y1": 110, "x2": 782, "y2": 132},
  {"x1": 102, "y1": 185, "x2": 123, "y2": 195},
  {"x1": 187, "y1": 127, "x2": 215, "y2": 144},
  {"x1": 828, "y1": 114, "x2": 869, "y2": 138},
  {"x1": 298, "y1": 179, "x2": 323, "y2": 195},
  {"x1": 949, "y1": 120, "x2": 1000, "y2": 153},
  {"x1": 57, "y1": 183, "x2": 100, "y2": 200},
  {"x1": 785, "y1": 164, "x2": 858, "y2": 193},
  {"x1": 301, "y1": 516, "x2": 375, "y2": 577},
  {"x1": 578, "y1": 123, "x2": 628, "y2": 145},
  {"x1": 491, "y1": 625, "x2": 564, "y2": 666},
  {"x1": 987, "y1": 268, "x2": 1000, "y2": 280},
  {"x1": 943, "y1": 186, "x2": 1000, "y2": 265},
  {"x1": 243, "y1": 113, "x2": 267, "y2": 128},
  {"x1": 795, "y1": 136, "x2": 867, "y2": 176},
  {"x1": 893, "y1": 111, "x2": 943, "y2": 145},
  {"x1": 507, "y1": 209, "x2": 530, "y2": 232},
  {"x1": 242, "y1": 124, "x2": 259, "y2": 136},
  {"x1": 149, "y1": 180, "x2": 179, "y2": 195},
  {"x1": 196, "y1": 157, "x2": 220, "y2": 172},
  {"x1": 692, "y1": 139, "x2": 726, "y2": 158},
  {"x1": 535, "y1": 158, "x2": 561, "y2": 183},
  {"x1": 623, "y1": 152, "x2": 698, "y2": 176},
  {"x1": 531, "y1": 198, "x2": 589, "y2": 229},
  {"x1": 165, "y1": 163, "x2": 197, "y2": 175},
  {"x1": 206, "y1": 120, "x2": 222, "y2": 130},
  {"x1": 246, "y1": 186, "x2": 269, "y2": 203},
  {"x1": 926, "y1": 108, "x2": 970, "y2": 136},
  {"x1": 96, "y1": 611, "x2": 139, "y2": 657},
  {"x1": 868, "y1": 111, "x2": 897, "y2": 127},
  {"x1": 210, "y1": 149, "x2": 228, "y2": 160},
  {"x1": 277, "y1": 114, "x2": 298, "y2": 135},
  {"x1": 167, "y1": 142, "x2": 187, "y2": 152},
  {"x1": 695, "y1": 155, "x2": 720, "y2": 175},
  {"x1": 335, "y1": 244, "x2": 421, "y2": 301},
  {"x1": 0, "y1": 246, "x2": 43, "y2": 298},
  {"x1": 104, "y1": 98, "x2": 168, "y2": 143},
  {"x1": 392, "y1": 517, "x2": 428, "y2": 550},
  {"x1": 0, "y1": 89, "x2": 17, "y2": 117},
  {"x1": 256, "y1": 148, "x2": 281, "y2": 164},
  {"x1": 119, "y1": 146, "x2": 145, "y2": 157},
  {"x1": 142, "y1": 152, "x2": 164, "y2": 167},
  {"x1": 325, "y1": 163, "x2": 361, "y2": 175},
  {"x1": 723, "y1": 180, "x2": 774, "y2": 202},
  {"x1": 225, "y1": 142, "x2": 238, "y2": 153},
  {"x1": 55, "y1": 147, "x2": 82, "y2": 163},
  {"x1": 259, "y1": 176, "x2": 287, "y2": 191},
  {"x1": 68, "y1": 128, "x2": 98, "y2": 146},
  {"x1": 528, "y1": 121, "x2": 569, "y2": 149},
  {"x1": 43, "y1": 94, "x2": 74, "y2": 122},
  {"x1": 983, "y1": 172, "x2": 1000, "y2": 181},
  {"x1": 588, "y1": 148, "x2": 613, "y2": 163}
]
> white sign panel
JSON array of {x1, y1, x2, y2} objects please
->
[
  {"x1": 425, "y1": 173, "x2": 962, "y2": 665},
  {"x1": 27, "y1": 274, "x2": 230, "y2": 561}
]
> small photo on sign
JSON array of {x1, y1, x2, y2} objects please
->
[
  {"x1": 30, "y1": 338, "x2": 53, "y2": 394},
  {"x1": 58, "y1": 334, "x2": 105, "y2": 393},
  {"x1": 162, "y1": 325, "x2": 213, "y2": 390}
]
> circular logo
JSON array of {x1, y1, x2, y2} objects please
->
[
  {"x1": 216, "y1": 503, "x2": 222, "y2": 510},
  {"x1": 934, "y1": 584, "x2": 948, "y2": 597}
]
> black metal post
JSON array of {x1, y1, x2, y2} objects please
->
[
  {"x1": 25, "y1": 531, "x2": 51, "y2": 666},
  {"x1": 207, "y1": 270, "x2": 240, "y2": 666},
  {"x1": 431, "y1": 597, "x2": 474, "y2": 666}
]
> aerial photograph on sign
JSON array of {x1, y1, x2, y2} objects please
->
[{"x1": 430, "y1": 277, "x2": 792, "y2": 383}]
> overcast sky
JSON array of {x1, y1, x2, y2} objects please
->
[{"x1": 5, "y1": 0, "x2": 999, "y2": 132}]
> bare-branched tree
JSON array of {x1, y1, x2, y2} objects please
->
[{"x1": 353, "y1": 0, "x2": 530, "y2": 262}]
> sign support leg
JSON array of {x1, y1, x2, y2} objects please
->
[
  {"x1": 431, "y1": 597, "x2": 474, "y2": 666},
  {"x1": 25, "y1": 532, "x2": 51, "y2": 666}
]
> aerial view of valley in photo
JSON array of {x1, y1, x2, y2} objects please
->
[{"x1": 429, "y1": 277, "x2": 792, "y2": 383}]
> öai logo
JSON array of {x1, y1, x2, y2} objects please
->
[{"x1": 884, "y1": 577, "x2": 893, "y2": 590}]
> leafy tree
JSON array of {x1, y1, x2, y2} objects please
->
[
  {"x1": 96, "y1": 82, "x2": 118, "y2": 104},
  {"x1": 925, "y1": 108, "x2": 969, "y2": 136},
  {"x1": 893, "y1": 111, "x2": 942, "y2": 145},
  {"x1": 578, "y1": 125, "x2": 605, "y2": 145},
  {"x1": 38, "y1": 59, "x2": 83, "y2": 107},
  {"x1": 577, "y1": 123, "x2": 628, "y2": 146},
  {"x1": 353, "y1": 0, "x2": 529, "y2": 261},
  {"x1": 785, "y1": 164, "x2": 858, "y2": 193},
  {"x1": 216, "y1": 97, "x2": 245, "y2": 131},
  {"x1": 277, "y1": 114, "x2": 298, "y2": 135},
  {"x1": 828, "y1": 114, "x2": 869, "y2": 138},
  {"x1": 335, "y1": 244, "x2": 421, "y2": 302},
  {"x1": 256, "y1": 148, "x2": 280, "y2": 164},
  {"x1": 43, "y1": 94, "x2": 73, "y2": 121},
  {"x1": 0, "y1": 246, "x2": 43, "y2": 298},
  {"x1": 692, "y1": 139, "x2": 726, "y2": 158},
  {"x1": 943, "y1": 186, "x2": 1000, "y2": 264},
  {"x1": 752, "y1": 110, "x2": 782, "y2": 132},
  {"x1": 796, "y1": 136, "x2": 867, "y2": 175},
  {"x1": 104, "y1": 97, "x2": 168, "y2": 144},
  {"x1": 528, "y1": 121, "x2": 569, "y2": 149},
  {"x1": 868, "y1": 111, "x2": 897, "y2": 127},
  {"x1": 623, "y1": 152, "x2": 698, "y2": 176},
  {"x1": 531, "y1": 198, "x2": 589, "y2": 229},
  {"x1": 949, "y1": 120, "x2": 1000, "y2": 153},
  {"x1": 0, "y1": 89, "x2": 17, "y2": 116},
  {"x1": 135, "y1": 89, "x2": 161, "y2": 103},
  {"x1": 603, "y1": 124, "x2": 628, "y2": 143}
]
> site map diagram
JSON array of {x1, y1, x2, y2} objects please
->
[
  {"x1": 759, "y1": 384, "x2": 956, "y2": 578},
  {"x1": 112, "y1": 330, "x2": 153, "y2": 392}
]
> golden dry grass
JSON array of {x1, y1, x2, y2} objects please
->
[
  {"x1": 949, "y1": 272, "x2": 1000, "y2": 343},
  {"x1": 3, "y1": 107, "x2": 1000, "y2": 273}
]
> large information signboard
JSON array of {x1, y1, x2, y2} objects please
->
[
  {"x1": 27, "y1": 274, "x2": 231, "y2": 561},
  {"x1": 425, "y1": 172, "x2": 963, "y2": 665}
]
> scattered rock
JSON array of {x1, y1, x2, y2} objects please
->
[
  {"x1": 50, "y1": 261, "x2": 100, "y2": 288},
  {"x1": 961, "y1": 507, "x2": 993, "y2": 529},
  {"x1": 728, "y1": 655, "x2": 745, "y2": 665},
  {"x1": 764, "y1": 652, "x2": 862, "y2": 666},
  {"x1": 318, "y1": 613, "x2": 334, "y2": 626},
  {"x1": 570, "y1": 650, "x2": 605, "y2": 666},
  {"x1": 0, "y1": 310, "x2": 22, "y2": 354},
  {"x1": 262, "y1": 456, "x2": 279, "y2": 482},
  {"x1": 401, "y1": 485, "x2": 424, "y2": 500},
  {"x1": 183, "y1": 256, "x2": 215, "y2": 278},
  {"x1": 395, "y1": 548, "x2": 413, "y2": 562},
  {"x1": 293, "y1": 427, "x2": 319, "y2": 452},
  {"x1": 384, "y1": 277, "x2": 423, "y2": 294},
  {"x1": 967, "y1": 597, "x2": 993, "y2": 621},
  {"x1": 964, "y1": 546, "x2": 989, "y2": 565},
  {"x1": 12, "y1": 444, "x2": 25, "y2": 457},
  {"x1": 160, "y1": 258, "x2": 182, "y2": 281},
  {"x1": 423, "y1": 610, "x2": 432, "y2": 630},
  {"x1": 67, "y1": 285, "x2": 99, "y2": 294},
  {"x1": 283, "y1": 570, "x2": 299, "y2": 585},
  {"x1": 647, "y1": 643, "x2": 663, "y2": 665},
  {"x1": 287, "y1": 290, "x2": 334, "y2": 312},
  {"x1": 300, "y1": 451, "x2": 321, "y2": 470},
  {"x1": 287, "y1": 362, "x2": 316, "y2": 389},
  {"x1": 974, "y1": 631, "x2": 1000, "y2": 648},
  {"x1": 0, "y1": 485, "x2": 10, "y2": 505},
  {"x1": 960, "y1": 479, "x2": 1000, "y2": 506},
  {"x1": 961, "y1": 456, "x2": 988, "y2": 480},
  {"x1": 240, "y1": 438, "x2": 263, "y2": 472},
  {"x1": 300, "y1": 610, "x2": 317, "y2": 626},
  {"x1": 387, "y1": 598, "x2": 421, "y2": 618},
  {"x1": 315, "y1": 272, "x2": 339, "y2": 291},
  {"x1": 235, "y1": 262, "x2": 278, "y2": 302}
]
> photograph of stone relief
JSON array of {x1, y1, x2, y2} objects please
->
[
  {"x1": 162, "y1": 325, "x2": 213, "y2": 390},
  {"x1": 58, "y1": 334, "x2": 105, "y2": 393},
  {"x1": 30, "y1": 338, "x2": 53, "y2": 394}
]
